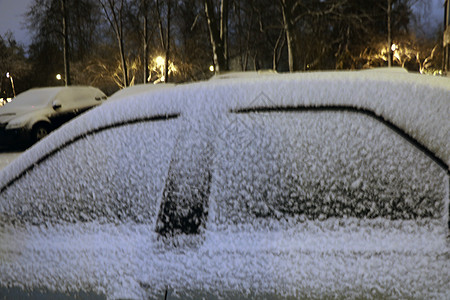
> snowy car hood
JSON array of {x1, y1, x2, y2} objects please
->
[{"x1": 0, "y1": 105, "x2": 47, "y2": 124}]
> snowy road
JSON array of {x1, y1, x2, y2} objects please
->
[{"x1": 0, "y1": 151, "x2": 22, "y2": 170}]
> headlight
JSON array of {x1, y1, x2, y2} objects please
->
[{"x1": 6, "y1": 117, "x2": 28, "y2": 130}]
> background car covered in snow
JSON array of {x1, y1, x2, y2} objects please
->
[
  {"x1": 0, "y1": 86, "x2": 107, "y2": 147},
  {"x1": 108, "y1": 82, "x2": 176, "y2": 101},
  {"x1": 0, "y1": 69, "x2": 449, "y2": 299}
]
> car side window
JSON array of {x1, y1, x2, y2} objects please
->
[
  {"x1": 71, "y1": 88, "x2": 99, "y2": 102},
  {"x1": 0, "y1": 118, "x2": 180, "y2": 225},
  {"x1": 55, "y1": 88, "x2": 91, "y2": 108},
  {"x1": 57, "y1": 89, "x2": 78, "y2": 103},
  {"x1": 209, "y1": 111, "x2": 448, "y2": 226}
]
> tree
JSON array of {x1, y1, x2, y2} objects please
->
[
  {"x1": 279, "y1": 0, "x2": 299, "y2": 72},
  {"x1": 0, "y1": 32, "x2": 31, "y2": 97},
  {"x1": 61, "y1": 0, "x2": 71, "y2": 85},
  {"x1": 21, "y1": 0, "x2": 439, "y2": 90},
  {"x1": 156, "y1": 0, "x2": 173, "y2": 82},
  {"x1": 141, "y1": 0, "x2": 150, "y2": 83},
  {"x1": 229, "y1": 0, "x2": 283, "y2": 71},
  {"x1": 26, "y1": 0, "x2": 102, "y2": 86},
  {"x1": 277, "y1": 0, "x2": 352, "y2": 72},
  {"x1": 171, "y1": 0, "x2": 212, "y2": 81},
  {"x1": 204, "y1": 0, "x2": 229, "y2": 73},
  {"x1": 98, "y1": 0, "x2": 130, "y2": 87},
  {"x1": 126, "y1": 0, "x2": 157, "y2": 83}
]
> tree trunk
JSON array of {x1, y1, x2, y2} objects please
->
[
  {"x1": 164, "y1": 0, "x2": 171, "y2": 83},
  {"x1": 273, "y1": 29, "x2": 285, "y2": 71},
  {"x1": 142, "y1": 0, "x2": 149, "y2": 83},
  {"x1": 280, "y1": 0, "x2": 300, "y2": 72},
  {"x1": 61, "y1": 0, "x2": 71, "y2": 85},
  {"x1": 220, "y1": 0, "x2": 229, "y2": 70},
  {"x1": 98, "y1": 0, "x2": 128, "y2": 87},
  {"x1": 243, "y1": 8, "x2": 253, "y2": 71},
  {"x1": 116, "y1": 0, "x2": 128, "y2": 87},
  {"x1": 387, "y1": 0, "x2": 392, "y2": 67},
  {"x1": 118, "y1": 35, "x2": 128, "y2": 87},
  {"x1": 444, "y1": 0, "x2": 449, "y2": 73},
  {"x1": 205, "y1": 0, "x2": 228, "y2": 73}
]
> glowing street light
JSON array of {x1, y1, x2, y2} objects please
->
[
  {"x1": 152, "y1": 56, "x2": 177, "y2": 83},
  {"x1": 56, "y1": 73, "x2": 66, "y2": 85},
  {"x1": 209, "y1": 65, "x2": 215, "y2": 72},
  {"x1": 391, "y1": 43, "x2": 398, "y2": 52},
  {"x1": 6, "y1": 72, "x2": 16, "y2": 98},
  {"x1": 155, "y1": 56, "x2": 165, "y2": 66},
  {"x1": 154, "y1": 56, "x2": 165, "y2": 82}
]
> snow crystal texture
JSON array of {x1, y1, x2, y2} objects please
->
[{"x1": 0, "y1": 69, "x2": 449, "y2": 299}]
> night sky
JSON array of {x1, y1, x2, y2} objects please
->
[
  {"x1": 0, "y1": 0, "x2": 33, "y2": 46},
  {"x1": 0, "y1": 0, "x2": 446, "y2": 48}
]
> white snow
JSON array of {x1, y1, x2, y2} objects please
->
[
  {"x1": 0, "y1": 220, "x2": 448, "y2": 299},
  {"x1": 208, "y1": 112, "x2": 447, "y2": 225},
  {"x1": 108, "y1": 83, "x2": 176, "y2": 101},
  {"x1": 0, "y1": 69, "x2": 449, "y2": 299},
  {"x1": 0, "y1": 120, "x2": 180, "y2": 225},
  {"x1": 3, "y1": 87, "x2": 62, "y2": 107},
  {"x1": 2, "y1": 69, "x2": 449, "y2": 186}
]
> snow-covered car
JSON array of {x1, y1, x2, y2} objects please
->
[
  {"x1": 0, "y1": 69, "x2": 449, "y2": 299},
  {"x1": 108, "y1": 82, "x2": 176, "y2": 101},
  {"x1": 0, "y1": 86, "x2": 107, "y2": 147}
]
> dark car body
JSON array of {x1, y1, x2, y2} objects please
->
[{"x1": 0, "y1": 86, "x2": 106, "y2": 147}]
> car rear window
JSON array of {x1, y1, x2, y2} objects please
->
[{"x1": 209, "y1": 111, "x2": 448, "y2": 226}]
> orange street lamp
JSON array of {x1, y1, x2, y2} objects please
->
[{"x1": 6, "y1": 72, "x2": 16, "y2": 98}]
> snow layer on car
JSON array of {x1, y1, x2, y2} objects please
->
[
  {"x1": 108, "y1": 83, "x2": 176, "y2": 101},
  {"x1": 0, "y1": 69, "x2": 449, "y2": 298},
  {"x1": 0, "y1": 120, "x2": 180, "y2": 225},
  {"x1": 1, "y1": 69, "x2": 449, "y2": 186},
  {"x1": 2, "y1": 87, "x2": 62, "y2": 107},
  {"x1": 0, "y1": 220, "x2": 448, "y2": 299},
  {"x1": 209, "y1": 112, "x2": 447, "y2": 225},
  {"x1": 203, "y1": 69, "x2": 450, "y2": 169}
]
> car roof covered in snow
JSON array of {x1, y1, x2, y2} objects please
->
[
  {"x1": 3, "y1": 86, "x2": 105, "y2": 108},
  {"x1": 208, "y1": 69, "x2": 278, "y2": 80},
  {"x1": 5, "y1": 87, "x2": 64, "y2": 107},
  {"x1": 1, "y1": 68, "x2": 449, "y2": 186},
  {"x1": 108, "y1": 83, "x2": 176, "y2": 101}
]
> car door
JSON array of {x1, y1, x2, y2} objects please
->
[
  {"x1": 200, "y1": 107, "x2": 449, "y2": 299},
  {"x1": 0, "y1": 114, "x2": 180, "y2": 298},
  {"x1": 48, "y1": 88, "x2": 102, "y2": 128},
  {"x1": 48, "y1": 89, "x2": 77, "y2": 128}
]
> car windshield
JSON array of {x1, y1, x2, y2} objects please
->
[{"x1": 7, "y1": 88, "x2": 60, "y2": 107}]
